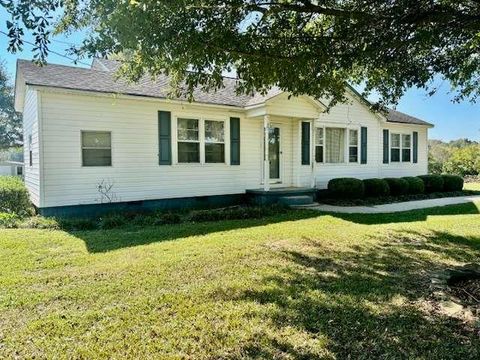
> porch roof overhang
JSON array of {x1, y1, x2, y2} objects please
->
[{"x1": 244, "y1": 93, "x2": 326, "y2": 119}]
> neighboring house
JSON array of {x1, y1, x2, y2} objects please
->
[
  {"x1": 0, "y1": 151, "x2": 24, "y2": 177},
  {"x1": 14, "y1": 59, "x2": 433, "y2": 216}
]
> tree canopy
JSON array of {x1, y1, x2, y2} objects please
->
[
  {"x1": 2, "y1": 0, "x2": 480, "y2": 107},
  {"x1": 0, "y1": 61, "x2": 22, "y2": 149}
]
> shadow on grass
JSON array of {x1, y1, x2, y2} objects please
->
[
  {"x1": 214, "y1": 230, "x2": 480, "y2": 358},
  {"x1": 71, "y1": 202, "x2": 479, "y2": 254},
  {"x1": 325, "y1": 201, "x2": 480, "y2": 225}
]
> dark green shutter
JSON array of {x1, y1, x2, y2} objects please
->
[
  {"x1": 413, "y1": 131, "x2": 418, "y2": 163},
  {"x1": 361, "y1": 126, "x2": 367, "y2": 164},
  {"x1": 301, "y1": 121, "x2": 310, "y2": 165},
  {"x1": 158, "y1": 111, "x2": 172, "y2": 165},
  {"x1": 383, "y1": 129, "x2": 389, "y2": 164},
  {"x1": 230, "y1": 117, "x2": 240, "y2": 165}
]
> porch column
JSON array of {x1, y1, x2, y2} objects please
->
[
  {"x1": 310, "y1": 119, "x2": 316, "y2": 188},
  {"x1": 263, "y1": 114, "x2": 270, "y2": 191}
]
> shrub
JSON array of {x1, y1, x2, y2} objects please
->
[
  {"x1": 19, "y1": 216, "x2": 60, "y2": 229},
  {"x1": 0, "y1": 176, "x2": 32, "y2": 215},
  {"x1": 0, "y1": 212, "x2": 20, "y2": 228},
  {"x1": 155, "y1": 212, "x2": 182, "y2": 225},
  {"x1": 442, "y1": 174, "x2": 464, "y2": 192},
  {"x1": 59, "y1": 218, "x2": 98, "y2": 231},
  {"x1": 402, "y1": 177, "x2": 425, "y2": 194},
  {"x1": 98, "y1": 213, "x2": 129, "y2": 229},
  {"x1": 363, "y1": 178, "x2": 390, "y2": 197},
  {"x1": 189, "y1": 205, "x2": 288, "y2": 223},
  {"x1": 384, "y1": 178, "x2": 409, "y2": 196},
  {"x1": 418, "y1": 175, "x2": 444, "y2": 193},
  {"x1": 327, "y1": 178, "x2": 365, "y2": 199}
]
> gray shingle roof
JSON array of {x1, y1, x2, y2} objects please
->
[{"x1": 17, "y1": 59, "x2": 432, "y2": 126}]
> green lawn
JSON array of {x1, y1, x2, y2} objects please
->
[
  {"x1": 1, "y1": 203, "x2": 480, "y2": 358},
  {"x1": 465, "y1": 182, "x2": 480, "y2": 191}
]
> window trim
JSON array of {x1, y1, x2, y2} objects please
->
[
  {"x1": 389, "y1": 131, "x2": 412, "y2": 163},
  {"x1": 173, "y1": 114, "x2": 229, "y2": 165},
  {"x1": 314, "y1": 125, "x2": 360, "y2": 165},
  {"x1": 80, "y1": 130, "x2": 113, "y2": 167}
]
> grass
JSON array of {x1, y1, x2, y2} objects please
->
[
  {"x1": 1, "y1": 203, "x2": 480, "y2": 358},
  {"x1": 465, "y1": 182, "x2": 480, "y2": 191}
]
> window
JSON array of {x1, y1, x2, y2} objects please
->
[
  {"x1": 325, "y1": 128, "x2": 345, "y2": 163},
  {"x1": 390, "y1": 133, "x2": 411, "y2": 163},
  {"x1": 16, "y1": 166, "x2": 23, "y2": 176},
  {"x1": 349, "y1": 129, "x2": 358, "y2": 163},
  {"x1": 390, "y1": 133, "x2": 401, "y2": 162},
  {"x1": 402, "y1": 134, "x2": 411, "y2": 162},
  {"x1": 177, "y1": 118, "x2": 200, "y2": 163},
  {"x1": 204, "y1": 120, "x2": 225, "y2": 163},
  {"x1": 315, "y1": 127, "x2": 324, "y2": 162},
  {"x1": 81, "y1": 131, "x2": 112, "y2": 166}
]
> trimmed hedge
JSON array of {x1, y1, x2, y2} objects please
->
[
  {"x1": 384, "y1": 178, "x2": 409, "y2": 196},
  {"x1": 418, "y1": 175, "x2": 444, "y2": 193},
  {"x1": 402, "y1": 177, "x2": 425, "y2": 194},
  {"x1": 0, "y1": 176, "x2": 32, "y2": 215},
  {"x1": 363, "y1": 178, "x2": 390, "y2": 197},
  {"x1": 328, "y1": 178, "x2": 365, "y2": 199},
  {"x1": 442, "y1": 175, "x2": 464, "y2": 192}
]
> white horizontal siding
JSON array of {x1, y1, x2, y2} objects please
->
[{"x1": 22, "y1": 88, "x2": 41, "y2": 206}]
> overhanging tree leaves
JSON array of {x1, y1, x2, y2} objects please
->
[
  {"x1": 0, "y1": 61, "x2": 22, "y2": 149},
  {"x1": 2, "y1": 0, "x2": 480, "y2": 107}
]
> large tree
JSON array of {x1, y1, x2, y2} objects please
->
[
  {"x1": 0, "y1": 61, "x2": 22, "y2": 148},
  {"x1": 2, "y1": 0, "x2": 480, "y2": 107}
]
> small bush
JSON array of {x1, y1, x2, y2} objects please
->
[
  {"x1": 363, "y1": 178, "x2": 390, "y2": 197},
  {"x1": 189, "y1": 205, "x2": 288, "y2": 223},
  {"x1": 0, "y1": 176, "x2": 32, "y2": 215},
  {"x1": 98, "y1": 213, "x2": 129, "y2": 229},
  {"x1": 59, "y1": 218, "x2": 98, "y2": 231},
  {"x1": 384, "y1": 178, "x2": 409, "y2": 196},
  {"x1": 155, "y1": 212, "x2": 182, "y2": 225},
  {"x1": 0, "y1": 212, "x2": 20, "y2": 228},
  {"x1": 19, "y1": 216, "x2": 60, "y2": 229},
  {"x1": 418, "y1": 175, "x2": 444, "y2": 193},
  {"x1": 327, "y1": 178, "x2": 365, "y2": 199},
  {"x1": 402, "y1": 177, "x2": 425, "y2": 194},
  {"x1": 442, "y1": 175, "x2": 464, "y2": 192}
]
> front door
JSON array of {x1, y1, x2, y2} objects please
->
[{"x1": 268, "y1": 126, "x2": 281, "y2": 182}]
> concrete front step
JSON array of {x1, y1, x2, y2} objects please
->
[{"x1": 278, "y1": 195, "x2": 314, "y2": 206}]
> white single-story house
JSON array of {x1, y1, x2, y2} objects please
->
[{"x1": 14, "y1": 59, "x2": 433, "y2": 216}]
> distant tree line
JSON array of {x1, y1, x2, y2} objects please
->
[{"x1": 429, "y1": 139, "x2": 480, "y2": 177}]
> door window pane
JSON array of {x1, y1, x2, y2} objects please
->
[{"x1": 81, "y1": 131, "x2": 112, "y2": 166}]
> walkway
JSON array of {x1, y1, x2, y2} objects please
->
[{"x1": 297, "y1": 195, "x2": 480, "y2": 214}]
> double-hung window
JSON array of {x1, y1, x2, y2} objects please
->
[
  {"x1": 81, "y1": 131, "x2": 112, "y2": 166},
  {"x1": 315, "y1": 127, "x2": 324, "y2": 162},
  {"x1": 204, "y1": 120, "x2": 225, "y2": 163},
  {"x1": 390, "y1": 133, "x2": 401, "y2": 162},
  {"x1": 402, "y1": 134, "x2": 411, "y2": 162},
  {"x1": 177, "y1": 118, "x2": 200, "y2": 163},
  {"x1": 325, "y1": 128, "x2": 345, "y2": 163},
  {"x1": 177, "y1": 117, "x2": 226, "y2": 164},
  {"x1": 349, "y1": 129, "x2": 359, "y2": 163},
  {"x1": 390, "y1": 133, "x2": 411, "y2": 162}
]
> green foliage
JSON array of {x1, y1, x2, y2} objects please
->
[
  {"x1": 19, "y1": 216, "x2": 60, "y2": 229},
  {"x1": 189, "y1": 205, "x2": 288, "y2": 223},
  {"x1": 0, "y1": 212, "x2": 19, "y2": 228},
  {"x1": 0, "y1": 61, "x2": 22, "y2": 148},
  {"x1": 363, "y1": 178, "x2": 390, "y2": 197},
  {"x1": 402, "y1": 177, "x2": 425, "y2": 194},
  {"x1": 384, "y1": 178, "x2": 409, "y2": 196},
  {"x1": 58, "y1": 218, "x2": 98, "y2": 231},
  {"x1": 441, "y1": 175, "x2": 464, "y2": 192},
  {"x1": 4, "y1": 2, "x2": 480, "y2": 106},
  {"x1": 98, "y1": 213, "x2": 129, "y2": 229},
  {"x1": 328, "y1": 178, "x2": 365, "y2": 199},
  {"x1": 418, "y1": 175, "x2": 444, "y2": 193},
  {"x1": 442, "y1": 145, "x2": 480, "y2": 177},
  {"x1": 0, "y1": 176, "x2": 32, "y2": 214}
]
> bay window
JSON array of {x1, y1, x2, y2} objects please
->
[
  {"x1": 349, "y1": 129, "x2": 359, "y2": 163},
  {"x1": 177, "y1": 118, "x2": 200, "y2": 163}
]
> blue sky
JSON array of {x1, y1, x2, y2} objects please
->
[{"x1": 1, "y1": 10, "x2": 479, "y2": 142}]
